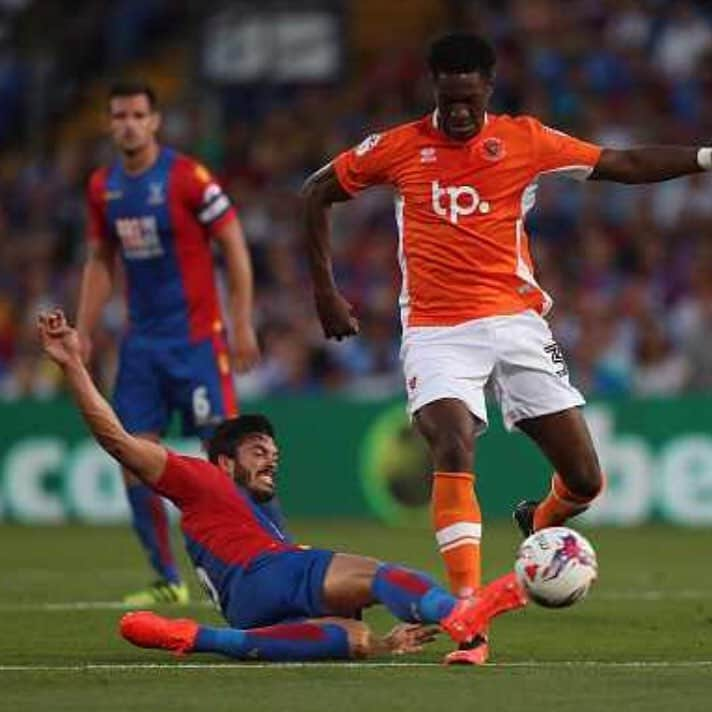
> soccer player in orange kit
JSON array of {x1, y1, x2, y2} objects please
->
[{"x1": 301, "y1": 33, "x2": 712, "y2": 664}]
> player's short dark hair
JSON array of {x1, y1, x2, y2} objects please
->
[
  {"x1": 108, "y1": 80, "x2": 158, "y2": 109},
  {"x1": 427, "y1": 33, "x2": 496, "y2": 79},
  {"x1": 206, "y1": 414, "x2": 276, "y2": 464}
]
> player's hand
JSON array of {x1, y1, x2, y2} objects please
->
[
  {"x1": 232, "y1": 321, "x2": 260, "y2": 372},
  {"x1": 37, "y1": 309, "x2": 83, "y2": 367},
  {"x1": 383, "y1": 623, "x2": 440, "y2": 655},
  {"x1": 314, "y1": 289, "x2": 360, "y2": 340}
]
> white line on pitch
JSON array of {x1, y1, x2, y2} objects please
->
[
  {"x1": 597, "y1": 590, "x2": 712, "y2": 601},
  {"x1": 1, "y1": 661, "x2": 712, "y2": 672},
  {"x1": 2, "y1": 590, "x2": 711, "y2": 612},
  {"x1": 0, "y1": 601, "x2": 213, "y2": 611}
]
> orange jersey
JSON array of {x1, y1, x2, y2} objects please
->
[{"x1": 333, "y1": 113, "x2": 602, "y2": 327}]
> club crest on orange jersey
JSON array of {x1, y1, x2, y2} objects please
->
[{"x1": 480, "y1": 137, "x2": 505, "y2": 162}]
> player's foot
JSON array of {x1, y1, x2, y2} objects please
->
[
  {"x1": 440, "y1": 572, "x2": 528, "y2": 644},
  {"x1": 122, "y1": 580, "x2": 190, "y2": 607},
  {"x1": 513, "y1": 500, "x2": 539, "y2": 538},
  {"x1": 119, "y1": 610, "x2": 198, "y2": 655},
  {"x1": 443, "y1": 633, "x2": 489, "y2": 665}
]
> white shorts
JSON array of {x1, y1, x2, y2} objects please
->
[{"x1": 401, "y1": 310, "x2": 584, "y2": 433}]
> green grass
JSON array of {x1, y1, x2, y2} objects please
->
[{"x1": 2, "y1": 522, "x2": 712, "y2": 711}]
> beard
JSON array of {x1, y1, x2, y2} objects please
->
[{"x1": 234, "y1": 464, "x2": 275, "y2": 502}]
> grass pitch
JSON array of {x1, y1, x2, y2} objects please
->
[{"x1": 2, "y1": 521, "x2": 712, "y2": 711}]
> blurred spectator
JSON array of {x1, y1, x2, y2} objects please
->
[
  {"x1": 632, "y1": 316, "x2": 688, "y2": 396},
  {"x1": 653, "y1": 1, "x2": 712, "y2": 79}
]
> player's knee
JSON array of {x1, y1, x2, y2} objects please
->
[
  {"x1": 341, "y1": 620, "x2": 373, "y2": 659},
  {"x1": 430, "y1": 430, "x2": 474, "y2": 471},
  {"x1": 564, "y1": 455, "x2": 604, "y2": 501},
  {"x1": 581, "y1": 465, "x2": 604, "y2": 501}
]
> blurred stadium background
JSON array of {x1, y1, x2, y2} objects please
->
[
  {"x1": 3, "y1": 2, "x2": 712, "y2": 709},
  {"x1": 1, "y1": 0, "x2": 712, "y2": 526}
]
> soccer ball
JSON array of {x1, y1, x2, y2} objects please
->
[{"x1": 514, "y1": 527, "x2": 598, "y2": 608}]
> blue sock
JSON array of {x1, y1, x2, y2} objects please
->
[
  {"x1": 194, "y1": 622, "x2": 350, "y2": 661},
  {"x1": 126, "y1": 483, "x2": 180, "y2": 584},
  {"x1": 372, "y1": 563, "x2": 457, "y2": 623}
]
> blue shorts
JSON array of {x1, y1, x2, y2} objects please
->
[
  {"x1": 114, "y1": 333, "x2": 236, "y2": 438},
  {"x1": 223, "y1": 548, "x2": 335, "y2": 629}
]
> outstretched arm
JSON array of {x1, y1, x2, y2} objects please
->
[
  {"x1": 37, "y1": 309, "x2": 167, "y2": 484},
  {"x1": 300, "y1": 163, "x2": 360, "y2": 340},
  {"x1": 590, "y1": 146, "x2": 711, "y2": 184}
]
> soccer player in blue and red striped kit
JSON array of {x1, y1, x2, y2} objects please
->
[
  {"x1": 39, "y1": 309, "x2": 527, "y2": 662},
  {"x1": 76, "y1": 82, "x2": 261, "y2": 606}
]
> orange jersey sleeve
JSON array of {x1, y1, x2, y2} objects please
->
[
  {"x1": 333, "y1": 130, "x2": 402, "y2": 194},
  {"x1": 527, "y1": 118, "x2": 602, "y2": 179}
]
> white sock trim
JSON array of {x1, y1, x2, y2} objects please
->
[
  {"x1": 435, "y1": 522, "x2": 482, "y2": 548},
  {"x1": 697, "y1": 148, "x2": 712, "y2": 171},
  {"x1": 440, "y1": 537, "x2": 481, "y2": 553}
]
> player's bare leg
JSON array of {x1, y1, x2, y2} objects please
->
[
  {"x1": 414, "y1": 399, "x2": 488, "y2": 664},
  {"x1": 515, "y1": 408, "x2": 603, "y2": 536},
  {"x1": 320, "y1": 553, "x2": 382, "y2": 614},
  {"x1": 318, "y1": 553, "x2": 525, "y2": 661},
  {"x1": 121, "y1": 435, "x2": 188, "y2": 606}
]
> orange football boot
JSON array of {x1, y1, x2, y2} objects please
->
[
  {"x1": 443, "y1": 632, "x2": 490, "y2": 665},
  {"x1": 440, "y1": 573, "x2": 528, "y2": 650},
  {"x1": 119, "y1": 610, "x2": 199, "y2": 656}
]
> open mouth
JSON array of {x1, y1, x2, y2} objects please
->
[{"x1": 256, "y1": 470, "x2": 275, "y2": 488}]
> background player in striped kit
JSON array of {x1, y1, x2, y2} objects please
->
[{"x1": 76, "y1": 82, "x2": 260, "y2": 606}]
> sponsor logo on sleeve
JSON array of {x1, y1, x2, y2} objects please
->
[
  {"x1": 354, "y1": 133, "x2": 382, "y2": 157},
  {"x1": 194, "y1": 164, "x2": 212, "y2": 183}
]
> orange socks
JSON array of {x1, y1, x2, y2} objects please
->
[
  {"x1": 533, "y1": 473, "x2": 601, "y2": 530},
  {"x1": 432, "y1": 472, "x2": 482, "y2": 598}
]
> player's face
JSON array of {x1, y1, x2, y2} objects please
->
[
  {"x1": 234, "y1": 434, "x2": 279, "y2": 502},
  {"x1": 108, "y1": 94, "x2": 160, "y2": 155},
  {"x1": 433, "y1": 72, "x2": 493, "y2": 141}
]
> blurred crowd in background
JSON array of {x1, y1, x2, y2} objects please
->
[{"x1": 1, "y1": 0, "x2": 711, "y2": 403}]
